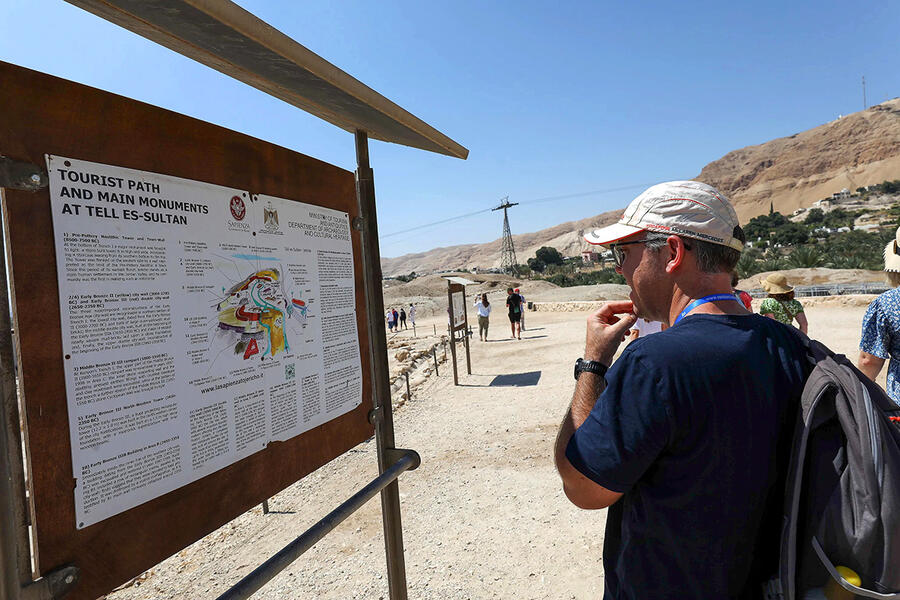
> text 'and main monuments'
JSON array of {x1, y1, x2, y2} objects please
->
[{"x1": 47, "y1": 155, "x2": 362, "y2": 528}]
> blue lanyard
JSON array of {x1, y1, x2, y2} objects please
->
[{"x1": 674, "y1": 294, "x2": 740, "y2": 325}]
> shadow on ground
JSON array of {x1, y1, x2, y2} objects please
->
[{"x1": 489, "y1": 371, "x2": 542, "y2": 387}]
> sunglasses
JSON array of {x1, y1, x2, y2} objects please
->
[
  {"x1": 608, "y1": 240, "x2": 652, "y2": 268},
  {"x1": 608, "y1": 237, "x2": 691, "y2": 268}
]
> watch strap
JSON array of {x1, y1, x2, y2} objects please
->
[{"x1": 575, "y1": 358, "x2": 608, "y2": 380}]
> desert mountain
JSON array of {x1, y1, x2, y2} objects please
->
[
  {"x1": 700, "y1": 98, "x2": 900, "y2": 222},
  {"x1": 381, "y1": 209, "x2": 622, "y2": 277},
  {"x1": 382, "y1": 99, "x2": 900, "y2": 277}
]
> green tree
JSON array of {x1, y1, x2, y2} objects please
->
[
  {"x1": 786, "y1": 245, "x2": 823, "y2": 268},
  {"x1": 771, "y1": 223, "x2": 809, "y2": 246},
  {"x1": 744, "y1": 212, "x2": 789, "y2": 241},
  {"x1": 535, "y1": 246, "x2": 564, "y2": 266},
  {"x1": 804, "y1": 208, "x2": 825, "y2": 225},
  {"x1": 736, "y1": 248, "x2": 763, "y2": 278},
  {"x1": 527, "y1": 257, "x2": 546, "y2": 273}
]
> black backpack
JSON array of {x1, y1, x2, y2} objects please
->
[{"x1": 766, "y1": 333, "x2": 900, "y2": 599}]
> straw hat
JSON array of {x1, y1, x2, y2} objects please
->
[
  {"x1": 884, "y1": 227, "x2": 900, "y2": 272},
  {"x1": 762, "y1": 273, "x2": 794, "y2": 294}
]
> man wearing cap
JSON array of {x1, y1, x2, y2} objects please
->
[
  {"x1": 554, "y1": 181, "x2": 809, "y2": 598},
  {"x1": 858, "y1": 226, "x2": 900, "y2": 407}
]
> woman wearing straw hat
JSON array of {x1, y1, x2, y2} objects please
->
[
  {"x1": 759, "y1": 273, "x2": 808, "y2": 333},
  {"x1": 858, "y1": 227, "x2": 900, "y2": 405}
]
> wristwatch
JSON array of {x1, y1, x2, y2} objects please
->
[{"x1": 574, "y1": 358, "x2": 608, "y2": 381}]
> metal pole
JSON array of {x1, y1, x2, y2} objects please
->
[
  {"x1": 461, "y1": 291, "x2": 471, "y2": 376},
  {"x1": 432, "y1": 324, "x2": 436, "y2": 336},
  {"x1": 0, "y1": 193, "x2": 32, "y2": 600},
  {"x1": 261, "y1": 500, "x2": 269, "y2": 515},
  {"x1": 447, "y1": 284, "x2": 458, "y2": 386},
  {"x1": 217, "y1": 450, "x2": 419, "y2": 600},
  {"x1": 404, "y1": 372, "x2": 410, "y2": 402},
  {"x1": 354, "y1": 130, "x2": 410, "y2": 600}
]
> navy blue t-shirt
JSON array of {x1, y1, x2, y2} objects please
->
[{"x1": 566, "y1": 314, "x2": 809, "y2": 600}]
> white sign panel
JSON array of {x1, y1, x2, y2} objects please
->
[
  {"x1": 451, "y1": 291, "x2": 465, "y2": 328},
  {"x1": 46, "y1": 156, "x2": 362, "y2": 528}
]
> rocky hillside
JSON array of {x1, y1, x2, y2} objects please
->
[
  {"x1": 699, "y1": 98, "x2": 900, "y2": 222},
  {"x1": 381, "y1": 209, "x2": 622, "y2": 277},
  {"x1": 383, "y1": 99, "x2": 900, "y2": 277}
]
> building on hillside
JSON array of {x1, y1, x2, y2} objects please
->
[
  {"x1": 832, "y1": 188, "x2": 851, "y2": 201},
  {"x1": 581, "y1": 250, "x2": 601, "y2": 264}
]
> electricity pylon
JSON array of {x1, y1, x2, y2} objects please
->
[{"x1": 492, "y1": 196, "x2": 519, "y2": 275}]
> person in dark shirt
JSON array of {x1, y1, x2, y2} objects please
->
[
  {"x1": 554, "y1": 181, "x2": 808, "y2": 599},
  {"x1": 506, "y1": 287, "x2": 522, "y2": 339}
]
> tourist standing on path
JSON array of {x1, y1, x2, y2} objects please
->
[
  {"x1": 474, "y1": 293, "x2": 491, "y2": 341},
  {"x1": 506, "y1": 287, "x2": 522, "y2": 339},
  {"x1": 554, "y1": 181, "x2": 808, "y2": 599},
  {"x1": 408, "y1": 303, "x2": 416, "y2": 328},
  {"x1": 760, "y1": 273, "x2": 807, "y2": 333},
  {"x1": 516, "y1": 288, "x2": 526, "y2": 330},
  {"x1": 391, "y1": 308, "x2": 399, "y2": 332},
  {"x1": 399, "y1": 307, "x2": 407, "y2": 330},
  {"x1": 859, "y1": 226, "x2": 900, "y2": 406},
  {"x1": 627, "y1": 317, "x2": 666, "y2": 342},
  {"x1": 385, "y1": 308, "x2": 394, "y2": 332}
]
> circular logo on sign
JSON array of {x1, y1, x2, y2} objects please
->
[{"x1": 230, "y1": 195, "x2": 246, "y2": 221}]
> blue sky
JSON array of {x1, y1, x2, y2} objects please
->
[{"x1": 2, "y1": 1, "x2": 898, "y2": 258}]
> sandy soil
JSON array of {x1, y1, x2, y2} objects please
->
[{"x1": 106, "y1": 302, "x2": 881, "y2": 600}]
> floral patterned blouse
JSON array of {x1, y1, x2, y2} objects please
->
[
  {"x1": 860, "y1": 287, "x2": 900, "y2": 405},
  {"x1": 759, "y1": 297, "x2": 804, "y2": 326}
]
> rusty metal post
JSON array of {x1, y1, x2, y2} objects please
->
[
  {"x1": 354, "y1": 130, "x2": 409, "y2": 600},
  {"x1": 404, "y1": 373, "x2": 410, "y2": 402}
]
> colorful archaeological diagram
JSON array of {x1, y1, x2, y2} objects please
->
[{"x1": 47, "y1": 155, "x2": 362, "y2": 528}]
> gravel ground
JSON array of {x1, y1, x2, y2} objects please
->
[{"x1": 105, "y1": 302, "x2": 880, "y2": 600}]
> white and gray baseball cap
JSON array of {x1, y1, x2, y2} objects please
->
[{"x1": 584, "y1": 180, "x2": 744, "y2": 251}]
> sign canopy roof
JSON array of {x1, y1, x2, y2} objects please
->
[{"x1": 65, "y1": 0, "x2": 469, "y2": 159}]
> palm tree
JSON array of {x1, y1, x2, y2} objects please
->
[{"x1": 786, "y1": 246, "x2": 824, "y2": 268}]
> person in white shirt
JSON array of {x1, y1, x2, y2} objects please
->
[
  {"x1": 627, "y1": 317, "x2": 666, "y2": 342},
  {"x1": 408, "y1": 303, "x2": 416, "y2": 327},
  {"x1": 474, "y1": 293, "x2": 492, "y2": 341}
]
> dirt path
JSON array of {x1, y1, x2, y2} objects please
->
[{"x1": 107, "y1": 304, "x2": 877, "y2": 600}]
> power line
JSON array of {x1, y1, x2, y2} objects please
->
[
  {"x1": 378, "y1": 181, "x2": 659, "y2": 240},
  {"x1": 378, "y1": 207, "x2": 495, "y2": 239}
]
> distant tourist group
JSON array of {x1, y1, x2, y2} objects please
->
[
  {"x1": 385, "y1": 303, "x2": 415, "y2": 333},
  {"x1": 472, "y1": 287, "x2": 525, "y2": 341}
]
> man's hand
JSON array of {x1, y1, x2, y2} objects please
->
[{"x1": 585, "y1": 301, "x2": 638, "y2": 365}]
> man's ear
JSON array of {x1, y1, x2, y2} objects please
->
[{"x1": 664, "y1": 236, "x2": 688, "y2": 273}]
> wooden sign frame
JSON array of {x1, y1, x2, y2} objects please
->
[
  {"x1": 446, "y1": 282, "x2": 471, "y2": 385},
  {"x1": 0, "y1": 61, "x2": 375, "y2": 600}
]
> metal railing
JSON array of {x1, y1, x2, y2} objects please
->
[
  {"x1": 748, "y1": 282, "x2": 889, "y2": 298},
  {"x1": 216, "y1": 449, "x2": 420, "y2": 600}
]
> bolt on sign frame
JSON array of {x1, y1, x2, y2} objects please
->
[{"x1": 0, "y1": 2, "x2": 467, "y2": 599}]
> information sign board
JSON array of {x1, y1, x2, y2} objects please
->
[{"x1": 47, "y1": 157, "x2": 362, "y2": 528}]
